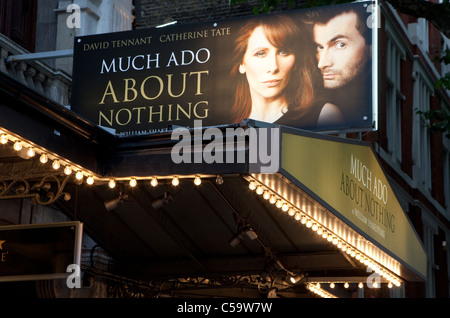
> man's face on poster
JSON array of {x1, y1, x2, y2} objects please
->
[{"x1": 313, "y1": 11, "x2": 370, "y2": 89}]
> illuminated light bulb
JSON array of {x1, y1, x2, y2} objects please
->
[
  {"x1": 355, "y1": 253, "x2": 361, "y2": 261},
  {"x1": 373, "y1": 281, "x2": 379, "y2": 288},
  {"x1": 317, "y1": 227, "x2": 323, "y2": 235},
  {"x1": 358, "y1": 282, "x2": 364, "y2": 289},
  {"x1": 172, "y1": 177, "x2": 179, "y2": 186},
  {"x1": 294, "y1": 213, "x2": 301, "y2": 221},
  {"x1": 275, "y1": 200, "x2": 283, "y2": 208},
  {"x1": 306, "y1": 219, "x2": 312, "y2": 228},
  {"x1": 337, "y1": 241, "x2": 343, "y2": 249},
  {"x1": 249, "y1": 181, "x2": 256, "y2": 190},
  {"x1": 332, "y1": 237, "x2": 339, "y2": 245},
  {"x1": 301, "y1": 215, "x2": 307, "y2": 224},
  {"x1": 269, "y1": 196, "x2": 276, "y2": 204},
  {"x1": 263, "y1": 191, "x2": 270, "y2": 200},
  {"x1": 151, "y1": 177, "x2": 158, "y2": 187},
  {"x1": 0, "y1": 134, "x2": 8, "y2": 144},
  {"x1": 322, "y1": 231, "x2": 328, "y2": 239},
  {"x1": 388, "y1": 282, "x2": 393, "y2": 288},
  {"x1": 86, "y1": 176, "x2": 94, "y2": 185},
  {"x1": 64, "y1": 166, "x2": 72, "y2": 175},
  {"x1": 13, "y1": 141, "x2": 22, "y2": 151},
  {"x1": 39, "y1": 153, "x2": 48, "y2": 164},
  {"x1": 52, "y1": 160, "x2": 60, "y2": 170},
  {"x1": 215, "y1": 175, "x2": 224, "y2": 185},
  {"x1": 194, "y1": 176, "x2": 202, "y2": 186},
  {"x1": 129, "y1": 178, "x2": 137, "y2": 187},
  {"x1": 288, "y1": 208, "x2": 296, "y2": 216},
  {"x1": 344, "y1": 282, "x2": 349, "y2": 288},
  {"x1": 330, "y1": 282, "x2": 335, "y2": 288},
  {"x1": 255, "y1": 186, "x2": 263, "y2": 195},
  {"x1": 340, "y1": 244, "x2": 347, "y2": 252},
  {"x1": 27, "y1": 147, "x2": 35, "y2": 157},
  {"x1": 108, "y1": 179, "x2": 116, "y2": 189},
  {"x1": 312, "y1": 223, "x2": 318, "y2": 231},
  {"x1": 316, "y1": 283, "x2": 321, "y2": 289},
  {"x1": 282, "y1": 203, "x2": 289, "y2": 212},
  {"x1": 75, "y1": 171, "x2": 83, "y2": 180}
]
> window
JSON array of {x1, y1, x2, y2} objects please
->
[
  {"x1": 386, "y1": 29, "x2": 405, "y2": 164},
  {"x1": 444, "y1": 130, "x2": 450, "y2": 215},
  {"x1": 413, "y1": 65, "x2": 434, "y2": 191},
  {"x1": 0, "y1": 0, "x2": 37, "y2": 52},
  {"x1": 441, "y1": 35, "x2": 450, "y2": 96}
]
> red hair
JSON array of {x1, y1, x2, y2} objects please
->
[{"x1": 230, "y1": 14, "x2": 317, "y2": 123}]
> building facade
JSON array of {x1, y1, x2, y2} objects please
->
[{"x1": 0, "y1": 0, "x2": 448, "y2": 298}]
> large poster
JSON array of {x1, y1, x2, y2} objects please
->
[{"x1": 71, "y1": 1, "x2": 377, "y2": 135}]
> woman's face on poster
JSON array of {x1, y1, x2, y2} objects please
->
[{"x1": 239, "y1": 26, "x2": 295, "y2": 101}]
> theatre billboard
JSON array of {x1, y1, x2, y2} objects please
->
[{"x1": 71, "y1": 1, "x2": 378, "y2": 135}]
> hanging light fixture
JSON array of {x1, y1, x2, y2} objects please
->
[
  {"x1": 13, "y1": 141, "x2": 22, "y2": 151},
  {"x1": 27, "y1": 147, "x2": 35, "y2": 157},
  {"x1": 64, "y1": 165, "x2": 72, "y2": 175},
  {"x1": 39, "y1": 153, "x2": 48, "y2": 164},
  {"x1": 108, "y1": 179, "x2": 116, "y2": 189},
  {"x1": 52, "y1": 160, "x2": 60, "y2": 170},
  {"x1": 215, "y1": 175, "x2": 224, "y2": 185},
  {"x1": 75, "y1": 171, "x2": 83, "y2": 180},
  {"x1": 269, "y1": 195, "x2": 276, "y2": 204},
  {"x1": 256, "y1": 186, "x2": 264, "y2": 195},
  {"x1": 86, "y1": 176, "x2": 94, "y2": 185},
  {"x1": 194, "y1": 176, "x2": 202, "y2": 186},
  {"x1": 0, "y1": 134, "x2": 8, "y2": 144}
]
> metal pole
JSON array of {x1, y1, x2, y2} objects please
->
[{"x1": 5, "y1": 49, "x2": 74, "y2": 63}]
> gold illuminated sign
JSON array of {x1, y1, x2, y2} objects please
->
[{"x1": 281, "y1": 132, "x2": 427, "y2": 279}]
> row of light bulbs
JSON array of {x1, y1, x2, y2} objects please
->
[
  {"x1": 1, "y1": 132, "x2": 98, "y2": 184},
  {"x1": 307, "y1": 280, "x2": 397, "y2": 299},
  {"x1": 105, "y1": 175, "x2": 204, "y2": 189},
  {"x1": 1, "y1": 131, "x2": 218, "y2": 189},
  {"x1": 248, "y1": 179, "x2": 402, "y2": 288},
  {"x1": 314, "y1": 281, "x2": 394, "y2": 290},
  {"x1": 306, "y1": 283, "x2": 338, "y2": 298}
]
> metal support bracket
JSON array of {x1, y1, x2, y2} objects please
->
[{"x1": 6, "y1": 49, "x2": 74, "y2": 63}]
